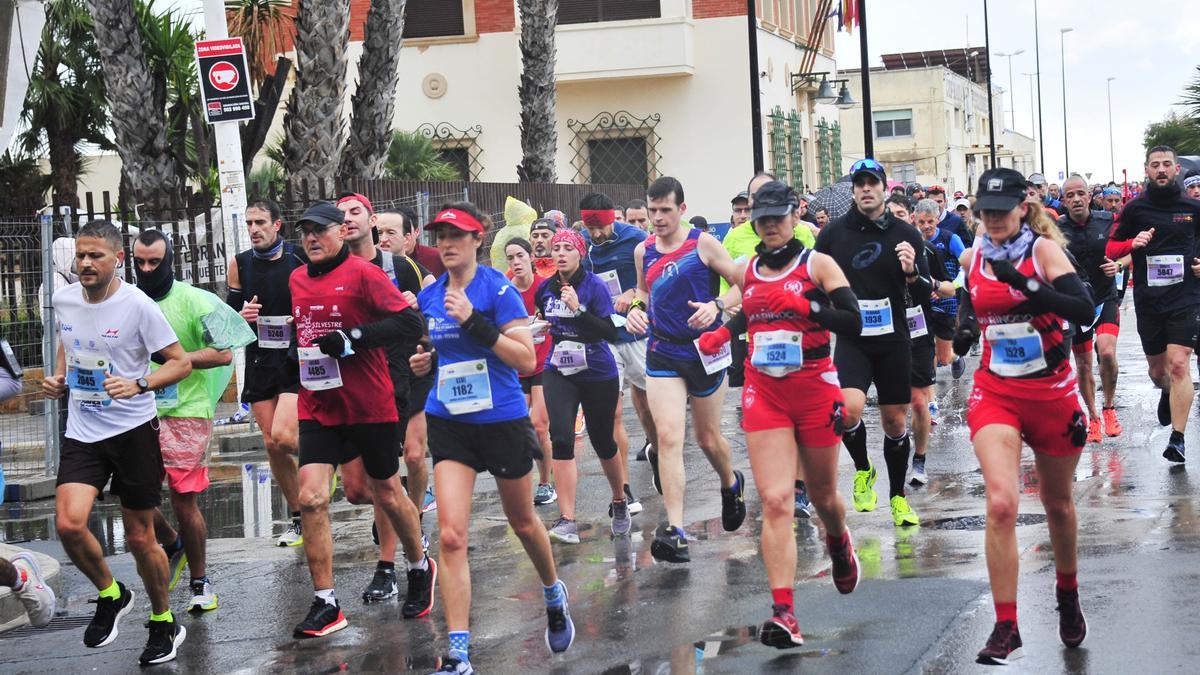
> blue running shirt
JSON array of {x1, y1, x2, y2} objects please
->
[{"x1": 644, "y1": 228, "x2": 720, "y2": 361}]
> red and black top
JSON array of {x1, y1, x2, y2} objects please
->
[{"x1": 742, "y1": 249, "x2": 835, "y2": 378}]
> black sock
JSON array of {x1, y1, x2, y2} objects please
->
[
  {"x1": 843, "y1": 421, "x2": 870, "y2": 471},
  {"x1": 794, "y1": 480, "x2": 806, "y2": 491},
  {"x1": 1170, "y1": 430, "x2": 1185, "y2": 444},
  {"x1": 883, "y1": 432, "x2": 912, "y2": 499},
  {"x1": 376, "y1": 560, "x2": 395, "y2": 571},
  {"x1": 291, "y1": 510, "x2": 301, "y2": 521}
]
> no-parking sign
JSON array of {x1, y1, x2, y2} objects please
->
[{"x1": 196, "y1": 38, "x2": 254, "y2": 124}]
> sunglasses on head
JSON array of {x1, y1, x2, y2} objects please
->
[{"x1": 851, "y1": 158, "x2": 884, "y2": 173}]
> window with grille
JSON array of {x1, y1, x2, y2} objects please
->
[
  {"x1": 404, "y1": 0, "x2": 466, "y2": 38},
  {"x1": 439, "y1": 148, "x2": 470, "y2": 181},
  {"x1": 567, "y1": 111, "x2": 661, "y2": 185},
  {"x1": 874, "y1": 109, "x2": 913, "y2": 139},
  {"x1": 587, "y1": 138, "x2": 648, "y2": 185},
  {"x1": 892, "y1": 163, "x2": 917, "y2": 183},
  {"x1": 559, "y1": 0, "x2": 661, "y2": 25}
]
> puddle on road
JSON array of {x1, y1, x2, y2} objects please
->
[
  {"x1": 602, "y1": 625, "x2": 843, "y2": 674},
  {"x1": 923, "y1": 513, "x2": 1048, "y2": 531}
]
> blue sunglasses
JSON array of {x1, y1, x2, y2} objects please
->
[{"x1": 851, "y1": 158, "x2": 885, "y2": 173}]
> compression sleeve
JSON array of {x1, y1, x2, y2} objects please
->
[
  {"x1": 1105, "y1": 216, "x2": 1134, "y2": 259},
  {"x1": 905, "y1": 239, "x2": 934, "y2": 298},
  {"x1": 723, "y1": 310, "x2": 748, "y2": 336},
  {"x1": 226, "y1": 286, "x2": 244, "y2": 311},
  {"x1": 953, "y1": 287, "x2": 980, "y2": 356},
  {"x1": 350, "y1": 306, "x2": 425, "y2": 350},
  {"x1": 809, "y1": 286, "x2": 861, "y2": 336},
  {"x1": 1019, "y1": 273, "x2": 1095, "y2": 326},
  {"x1": 572, "y1": 308, "x2": 619, "y2": 343}
]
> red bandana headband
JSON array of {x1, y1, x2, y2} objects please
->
[
  {"x1": 550, "y1": 228, "x2": 587, "y2": 255},
  {"x1": 580, "y1": 209, "x2": 615, "y2": 227}
]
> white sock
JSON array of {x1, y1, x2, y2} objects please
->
[
  {"x1": 407, "y1": 555, "x2": 429, "y2": 572},
  {"x1": 315, "y1": 588, "x2": 337, "y2": 606}
]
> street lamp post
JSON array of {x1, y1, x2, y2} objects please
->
[
  {"x1": 1022, "y1": 72, "x2": 1038, "y2": 174},
  {"x1": 983, "y1": 0, "x2": 996, "y2": 167},
  {"x1": 1107, "y1": 76, "x2": 1116, "y2": 183},
  {"x1": 1033, "y1": 0, "x2": 1045, "y2": 172},
  {"x1": 1060, "y1": 27, "x2": 1073, "y2": 177},
  {"x1": 995, "y1": 49, "x2": 1025, "y2": 129}
]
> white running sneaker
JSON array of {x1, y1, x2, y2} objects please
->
[
  {"x1": 277, "y1": 520, "x2": 303, "y2": 547},
  {"x1": 187, "y1": 580, "x2": 218, "y2": 613},
  {"x1": 10, "y1": 552, "x2": 56, "y2": 628}
]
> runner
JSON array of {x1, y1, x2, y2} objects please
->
[
  {"x1": 286, "y1": 202, "x2": 436, "y2": 638},
  {"x1": 625, "y1": 176, "x2": 747, "y2": 563},
  {"x1": 399, "y1": 204, "x2": 446, "y2": 277},
  {"x1": 697, "y1": 180, "x2": 862, "y2": 648},
  {"x1": 913, "y1": 197, "x2": 968, "y2": 379},
  {"x1": 579, "y1": 191, "x2": 651, "y2": 509},
  {"x1": 1101, "y1": 187, "x2": 1124, "y2": 215},
  {"x1": 1186, "y1": 173, "x2": 1200, "y2": 200},
  {"x1": 953, "y1": 168, "x2": 1093, "y2": 664},
  {"x1": 226, "y1": 198, "x2": 307, "y2": 547},
  {"x1": 1107, "y1": 146, "x2": 1200, "y2": 463},
  {"x1": 814, "y1": 159, "x2": 932, "y2": 527},
  {"x1": 411, "y1": 202, "x2": 574, "y2": 673},
  {"x1": 42, "y1": 220, "x2": 192, "y2": 664},
  {"x1": 1057, "y1": 176, "x2": 1125, "y2": 441},
  {"x1": 505, "y1": 238, "x2": 558, "y2": 506},
  {"x1": 132, "y1": 230, "x2": 251, "y2": 614},
  {"x1": 529, "y1": 218, "x2": 560, "y2": 278}
]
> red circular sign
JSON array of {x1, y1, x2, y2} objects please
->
[{"x1": 208, "y1": 61, "x2": 239, "y2": 92}]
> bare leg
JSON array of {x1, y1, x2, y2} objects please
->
[
  {"x1": 496, "y1": 473, "x2": 558, "y2": 586},
  {"x1": 973, "y1": 424, "x2": 1023, "y2": 604},
  {"x1": 553, "y1": 458, "x2": 578, "y2": 520},
  {"x1": 645, "y1": 376, "x2": 691, "y2": 528},
  {"x1": 911, "y1": 386, "x2": 932, "y2": 457},
  {"x1": 689, "y1": 381, "x2": 734, "y2": 486},
  {"x1": 369, "y1": 473, "x2": 425, "y2": 565},
  {"x1": 0, "y1": 558, "x2": 16, "y2": 587},
  {"x1": 434, "y1": 461, "x2": 477, "y2": 631},
  {"x1": 1167, "y1": 345, "x2": 1194, "y2": 433},
  {"x1": 122, "y1": 507, "x2": 170, "y2": 614},
  {"x1": 629, "y1": 384, "x2": 656, "y2": 448},
  {"x1": 1036, "y1": 452, "x2": 1081, "y2": 576},
  {"x1": 170, "y1": 491, "x2": 207, "y2": 579},
  {"x1": 529, "y1": 386, "x2": 553, "y2": 485},
  {"x1": 747, "y1": 428, "x2": 799, "y2": 589},
  {"x1": 55, "y1": 483, "x2": 112, "y2": 590},
  {"x1": 1075, "y1": 350, "x2": 1098, "y2": 419},
  {"x1": 297, "y1": 463, "x2": 335, "y2": 590},
  {"x1": 1096, "y1": 334, "x2": 1118, "y2": 409},
  {"x1": 403, "y1": 412, "x2": 429, "y2": 507}
]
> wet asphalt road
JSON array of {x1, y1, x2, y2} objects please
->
[{"x1": 4, "y1": 299, "x2": 1200, "y2": 673}]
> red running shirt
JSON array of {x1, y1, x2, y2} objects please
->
[
  {"x1": 741, "y1": 250, "x2": 835, "y2": 378},
  {"x1": 290, "y1": 255, "x2": 410, "y2": 425},
  {"x1": 518, "y1": 277, "x2": 552, "y2": 377}
]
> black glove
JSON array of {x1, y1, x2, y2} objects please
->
[
  {"x1": 315, "y1": 330, "x2": 353, "y2": 359},
  {"x1": 988, "y1": 258, "x2": 1027, "y2": 289},
  {"x1": 952, "y1": 323, "x2": 980, "y2": 357}
]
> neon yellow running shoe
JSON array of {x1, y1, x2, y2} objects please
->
[
  {"x1": 167, "y1": 550, "x2": 188, "y2": 591},
  {"x1": 890, "y1": 495, "x2": 920, "y2": 526},
  {"x1": 852, "y1": 464, "x2": 878, "y2": 512}
]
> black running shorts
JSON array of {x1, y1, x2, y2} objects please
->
[
  {"x1": 1136, "y1": 305, "x2": 1200, "y2": 356},
  {"x1": 833, "y1": 338, "x2": 913, "y2": 406},
  {"x1": 645, "y1": 349, "x2": 725, "y2": 398},
  {"x1": 57, "y1": 419, "x2": 164, "y2": 510},
  {"x1": 298, "y1": 420, "x2": 401, "y2": 480},
  {"x1": 910, "y1": 340, "x2": 937, "y2": 389},
  {"x1": 426, "y1": 414, "x2": 536, "y2": 479},
  {"x1": 929, "y1": 311, "x2": 956, "y2": 341},
  {"x1": 241, "y1": 362, "x2": 300, "y2": 404}
]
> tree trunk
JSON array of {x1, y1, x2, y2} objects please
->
[
  {"x1": 282, "y1": 0, "x2": 350, "y2": 190},
  {"x1": 516, "y1": 0, "x2": 559, "y2": 183},
  {"x1": 339, "y1": 0, "x2": 407, "y2": 180},
  {"x1": 46, "y1": 124, "x2": 80, "y2": 209},
  {"x1": 86, "y1": 0, "x2": 181, "y2": 214}
]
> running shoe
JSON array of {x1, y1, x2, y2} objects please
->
[
  {"x1": 650, "y1": 523, "x2": 690, "y2": 563},
  {"x1": 165, "y1": 544, "x2": 187, "y2": 591},
  {"x1": 1157, "y1": 389, "x2": 1171, "y2": 427},
  {"x1": 371, "y1": 521, "x2": 379, "y2": 546},
  {"x1": 431, "y1": 658, "x2": 475, "y2": 674},
  {"x1": 544, "y1": 581, "x2": 575, "y2": 653},
  {"x1": 975, "y1": 620, "x2": 1023, "y2": 665},
  {"x1": 828, "y1": 532, "x2": 860, "y2": 594},
  {"x1": 10, "y1": 552, "x2": 56, "y2": 628},
  {"x1": 1164, "y1": 436, "x2": 1186, "y2": 464},
  {"x1": 421, "y1": 487, "x2": 438, "y2": 513},
  {"x1": 1102, "y1": 407, "x2": 1123, "y2": 437},
  {"x1": 852, "y1": 464, "x2": 878, "y2": 512},
  {"x1": 422, "y1": 533, "x2": 430, "y2": 555},
  {"x1": 910, "y1": 454, "x2": 928, "y2": 486},
  {"x1": 277, "y1": 519, "x2": 303, "y2": 547},
  {"x1": 647, "y1": 447, "x2": 663, "y2": 495},
  {"x1": 1056, "y1": 586, "x2": 1087, "y2": 648},
  {"x1": 610, "y1": 499, "x2": 632, "y2": 536},
  {"x1": 720, "y1": 470, "x2": 747, "y2": 532},
  {"x1": 1086, "y1": 417, "x2": 1102, "y2": 444},
  {"x1": 929, "y1": 400, "x2": 939, "y2": 426},
  {"x1": 533, "y1": 482, "x2": 558, "y2": 506},
  {"x1": 635, "y1": 441, "x2": 651, "y2": 462},
  {"x1": 759, "y1": 604, "x2": 804, "y2": 649},
  {"x1": 574, "y1": 410, "x2": 586, "y2": 436},
  {"x1": 548, "y1": 517, "x2": 580, "y2": 544},
  {"x1": 362, "y1": 566, "x2": 398, "y2": 602},
  {"x1": 187, "y1": 580, "x2": 218, "y2": 613},
  {"x1": 624, "y1": 484, "x2": 642, "y2": 515},
  {"x1": 138, "y1": 618, "x2": 186, "y2": 666},
  {"x1": 83, "y1": 582, "x2": 134, "y2": 648},
  {"x1": 951, "y1": 356, "x2": 966, "y2": 379},
  {"x1": 402, "y1": 557, "x2": 438, "y2": 619},
  {"x1": 890, "y1": 495, "x2": 920, "y2": 527},
  {"x1": 293, "y1": 598, "x2": 347, "y2": 638},
  {"x1": 794, "y1": 483, "x2": 812, "y2": 519}
]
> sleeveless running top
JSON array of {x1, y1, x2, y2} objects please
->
[
  {"x1": 742, "y1": 249, "x2": 834, "y2": 378},
  {"x1": 644, "y1": 228, "x2": 720, "y2": 360},
  {"x1": 235, "y1": 242, "x2": 305, "y2": 367},
  {"x1": 968, "y1": 237, "x2": 1075, "y2": 397}
]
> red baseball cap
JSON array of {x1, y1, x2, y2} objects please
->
[{"x1": 425, "y1": 208, "x2": 485, "y2": 234}]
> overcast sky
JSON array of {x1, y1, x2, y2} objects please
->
[{"x1": 833, "y1": 0, "x2": 1196, "y2": 185}]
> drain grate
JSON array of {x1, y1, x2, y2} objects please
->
[
  {"x1": 923, "y1": 513, "x2": 1048, "y2": 531},
  {"x1": 0, "y1": 614, "x2": 91, "y2": 638}
]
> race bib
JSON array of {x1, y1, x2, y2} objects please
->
[
  {"x1": 67, "y1": 352, "x2": 111, "y2": 407},
  {"x1": 437, "y1": 359, "x2": 493, "y2": 415},
  {"x1": 154, "y1": 383, "x2": 179, "y2": 409},
  {"x1": 597, "y1": 269, "x2": 623, "y2": 298},
  {"x1": 906, "y1": 306, "x2": 928, "y2": 338},
  {"x1": 694, "y1": 337, "x2": 732, "y2": 375},
  {"x1": 986, "y1": 322, "x2": 1047, "y2": 377},
  {"x1": 551, "y1": 340, "x2": 588, "y2": 376},
  {"x1": 257, "y1": 316, "x2": 292, "y2": 349},
  {"x1": 1146, "y1": 254, "x2": 1184, "y2": 287},
  {"x1": 298, "y1": 347, "x2": 343, "y2": 391},
  {"x1": 750, "y1": 330, "x2": 804, "y2": 378},
  {"x1": 860, "y1": 298, "x2": 895, "y2": 337}
]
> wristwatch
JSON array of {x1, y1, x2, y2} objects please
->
[
  {"x1": 349, "y1": 327, "x2": 363, "y2": 342},
  {"x1": 136, "y1": 377, "x2": 150, "y2": 393},
  {"x1": 573, "y1": 306, "x2": 587, "y2": 317},
  {"x1": 713, "y1": 298, "x2": 726, "y2": 314}
]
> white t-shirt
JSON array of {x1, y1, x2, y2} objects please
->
[{"x1": 54, "y1": 280, "x2": 179, "y2": 442}]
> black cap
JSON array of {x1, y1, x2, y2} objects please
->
[
  {"x1": 689, "y1": 215, "x2": 710, "y2": 231},
  {"x1": 750, "y1": 180, "x2": 800, "y2": 221},
  {"x1": 296, "y1": 202, "x2": 344, "y2": 229},
  {"x1": 849, "y1": 158, "x2": 887, "y2": 183},
  {"x1": 975, "y1": 168, "x2": 1027, "y2": 211},
  {"x1": 730, "y1": 191, "x2": 750, "y2": 204},
  {"x1": 530, "y1": 217, "x2": 557, "y2": 233}
]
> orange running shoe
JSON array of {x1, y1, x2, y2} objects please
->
[
  {"x1": 1086, "y1": 417, "x2": 1102, "y2": 444},
  {"x1": 1102, "y1": 407, "x2": 1123, "y2": 437}
]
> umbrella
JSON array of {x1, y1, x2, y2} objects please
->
[{"x1": 809, "y1": 175, "x2": 855, "y2": 219}]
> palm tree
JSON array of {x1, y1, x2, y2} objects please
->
[
  {"x1": 385, "y1": 131, "x2": 461, "y2": 181},
  {"x1": 339, "y1": 0, "x2": 408, "y2": 180},
  {"x1": 18, "y1": 0, "x2": 113, "y2": 209},
  {"x1": 87, "y1": 0, "x2": 181, "y2": 213},
  {"x1": 282, "y1": 0, "x2": 350, "y2": 190},
  {"x1": 516, "y1": 0, "x2": 559, "y2": 183},
  {"x1": 224, "y1": 0, "x2": 293, "y2": 92}
]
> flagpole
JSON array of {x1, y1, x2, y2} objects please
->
[{"x1": 858, "y1": 0, "x2": 873, "y2": 158}]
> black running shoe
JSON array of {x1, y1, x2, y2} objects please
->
[
  {"x1": 636, "y1": 441, "x2": 651, "y2": 462},
  {"x1": 1056, "y1": 587, "x2": 1087, "y2": 648},
  {"x1": 647, "y1": 447, "x2": 663, "y2": 495},
  {"x1": 976, "y1": 620, "x2": 1023, "y2": 665},
  {"x1": 720, "y1": 470, "x2": 747, "y2": 532},
  {"x1": 139, "y1": 619, "x2": 186, "y2": 665},
  {"x1": 1164, "y1": 436, "x2": 1186, "y2": 463},
  {"x1": 433, "y1": 657, "x2": 476, "y2": 674},
  {"x1": 83, "y1": 582, "x2": 134, "y2": 648},
  {"x1": 293, "y1": 598, "x2": 347, "y2": 638},
  {"x1": 650, "y1": 523, "x2": 690, "y2": 563},
  {"x1": 401, "y1": 557, "x2": 438, "y2": 619},
  {"x1": 371, "y1": 521, "x2": 379, "y2": 546},
  {"x1": 1158, "y1": 389, "x2": 1171, "y2": 427},
  {"x1": 362, "y1": 566, "x2": 398, "y2": 603}
]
